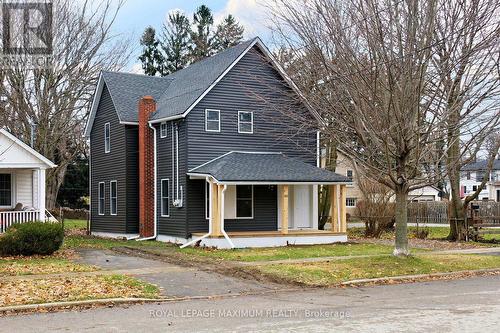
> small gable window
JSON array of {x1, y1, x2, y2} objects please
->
[
  {"x1": 238, "y1": 111, "x2": 253, "y2": 134},
  {"x1": 160, "y1": 122, "x2": 167, "y2": 138},
  {"x1": 104, "y1": 123, "x2": 110, "y2": 153},
  {"x1": 205, "y1": 109, "x2": 220, "y2": 132}
]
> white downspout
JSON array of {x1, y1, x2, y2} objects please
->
[
  {"x1": 220, "y1": 184, "x2": 234, "y2": 248},
  {"x1": 180, "y1": 176, "x2": 212, "y2": 248},
  {"x1": 135, "y1": 122, "x2": 158, "y2": 241}
]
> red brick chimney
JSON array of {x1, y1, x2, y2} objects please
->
[{"x1": 138, "y1": 96, "x2": 156, "y2": 237}]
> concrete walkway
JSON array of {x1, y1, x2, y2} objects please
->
[{"x1": 75, "y1": 249, "x2": 282, "y2": 298}]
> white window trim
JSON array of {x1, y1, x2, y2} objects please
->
[
  {"x1": 205, "y1": 109, "x2": 221, "y2": 132},
  {"x1": 104, "y1": 122, "x2": 110, "y2": 153},
  {"x1": 0, "y1": 172, "x2": 14, "y2": 209},
  {"x1": 238, "y1": 111, "x2": 253, "y2": 134},
  {"x1": 161, "y1": 179, "x2": 170, "y2": 217},
  {"x1": 235, "y1": 185, "x2": 254, "y2": 219},
  {"x1": 110, "y1": 180, "x2": 117, "y2": 216},
  {"x1": 160, "y1": 122, "x2": 167, "y2": 138},
  {"x1": 98, "y1": 181, "x2": 105, "y2": 215}
]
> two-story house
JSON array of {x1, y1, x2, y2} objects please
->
[
  {"x1": 460, "y1": 159, "x2": 500, "y2": 202},
  {"x1": 85, "y1": 38, "x2": 351, "y2": 248}
]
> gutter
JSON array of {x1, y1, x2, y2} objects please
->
[
  {"x1": 136, "y1": 122, "x2": 158, "y2": 241},
  {"x1": 220, "y1": 184, "x2": 234, "y2": 248}
]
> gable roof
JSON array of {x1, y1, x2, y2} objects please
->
[
  {"x1": 187, "y1": 151, "x2": 351, "y2": 184},
  {"x1": 85, "y1": 37, "x2": 320, "y2": 136},
  {"x1": 0, "y1": 128, "x2": 56, "y2": 169},
  {"x1": 462, "y1": 159, "x2": 500, "y2": 171}
]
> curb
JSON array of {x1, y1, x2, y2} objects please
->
[{"x1": 341, "y1": 268, "x2": 500, "y2": 286}]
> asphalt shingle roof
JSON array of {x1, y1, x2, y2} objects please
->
[
  {"x1": 101, "y1": 38, "x2": 257, "y2": 123},
  {"x1": 462, "y1": 159, "x2": 500, "y2": 171},
  {"x1": 188, "y1": 152, "x2": 351, "y2": 183}
]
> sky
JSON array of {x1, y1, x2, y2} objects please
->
[{"x1": 111, "y1": 0, "x2": 273, "y2": 72}]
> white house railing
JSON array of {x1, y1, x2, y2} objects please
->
[{"x1": 0, "y1": 211, "x2": 42, "y2": 233}]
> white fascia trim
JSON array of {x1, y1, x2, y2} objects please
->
[
  {"x1": 149, "y1": 38, "x2": 260, "y2": 125},
  {"x1": 0, "y1": 129, "x2": 56, "y2": 168},
  {"x1": 84, "y1": 73, "x2": 105, "y2": 137}
]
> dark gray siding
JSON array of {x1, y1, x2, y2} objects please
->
[
  {"x1": 125, "y1": 126, "x2": 139, "y2": 234},
  {"x1": 90, "y1": 84, "x2": 127, "y2": 233},
  {"x1": 184, "y1": 46, "x2": 316, "y2": 233},
  {"x1": 155, "y1": 120, "x2": 188, "y2": 238}
]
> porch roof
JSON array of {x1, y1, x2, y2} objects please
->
[{"x1": 187, "y1": 152, "x2": 351, "y2": 184}]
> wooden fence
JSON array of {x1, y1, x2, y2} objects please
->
[
  {"x1": 407, "y1": 202, "x2": 448, "y2": 224},
  {"x1": 470, "y1": 201, "x2": 500, "y2": 225}
]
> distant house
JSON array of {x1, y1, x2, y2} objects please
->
[
  {"x1": 85, "y1": 37, "x2": 352, "y2": 248},
  {"x1": 0, "y1": 128, "x2": 56, "y2": 232},
  {"x1": 460, "y1": 159, "x2": 500, "y2": 202},
  {"x1": 332, "y1": 151, "x2": 442, "y2": 215}
]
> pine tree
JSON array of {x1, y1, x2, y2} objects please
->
[
  {"x1": 161, "y1": 11, "x2": 191, "y2": 75},
  {"x1": 190, "y1": 5, "x2": 215, "y2": 61},
  {"x1": 138, "y1": 26, "x2": 164, "y2": 76},
  {"x1": 213, "y1": 15, "x2": 244, "y2": 51}
]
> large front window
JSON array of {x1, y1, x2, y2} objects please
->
[
  {"x1": 236, "y1": 185, "x2": 253, "y2": 218},
  {"x1": 0, "y1": 174, "x2": 12, "y2": 206}
]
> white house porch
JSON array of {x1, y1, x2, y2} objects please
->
[{"x1": 0, "y1": 129, "x2": 56, "y2": 232}]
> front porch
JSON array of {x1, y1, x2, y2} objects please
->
[
  {"x1": 0, "y1": 129, "x2": 56, "y2": 232},
  {"x1": 185, "y1": 152, "x2": 351, "y2": 248}
]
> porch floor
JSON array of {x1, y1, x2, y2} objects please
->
[{"x1": 192, "y1": 229, "x2": 345, "y2": 238}]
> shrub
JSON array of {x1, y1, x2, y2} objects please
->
[{"x1": 0, "y1": 222, "x2": 64, "y2": 256}]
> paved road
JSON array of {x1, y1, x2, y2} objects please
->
[{"x1": 2, "y1": 275, "x2": 499, "y2": 332}]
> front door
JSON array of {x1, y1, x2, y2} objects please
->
[{"x1": 293, "y1": 185, "x2": 312, "y2": 229}]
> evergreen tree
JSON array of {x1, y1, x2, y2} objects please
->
[
  {"x1": 213, "y1": 15, "x2": 244, "y2": 51},
  {"x1": 190, "y1": 5, "x2": 215, "y2": 61},
  {"x1": 138, "y1": 26, "x2": 164, "y2": 76},
  {"x1": 161, "y1": 11, "x2": 191, "y2": 75}
]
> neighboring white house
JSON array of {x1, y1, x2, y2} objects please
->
[
  {"x1": 0, "y1": 128, "x2": 56, "y2": 231},
  {"x1": 460, "y1": 159, "x2": 500, "y2": 202}
]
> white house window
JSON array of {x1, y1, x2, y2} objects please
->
[
  {"x1": 346, "y1": 197, "x2": 357, "y2": 207},
  {"x1": 205, "y1": 109, "x2": 220, "y2": 132},
  {"x1": 466, "y1": 172, "x2": 471, "y2": 180},
  {"x1": 110, "y1": 181, "x2": 117, "y2": 215},
  {"x1": 98, "y1": 182, "x2": 105, "y2": 215},
  {"x1": 0, "y1": 174, "x2": 12, "y2": 207},
  {"x1": 161, "y1": 179, "x2": 170, "y2": 217},
  {"x1": 346, "y1": 169, "x2": 354, "y2": 181},
  {"x1": 205, "y1": 181, "x2": 210, "y2": 220},
  {"x1": 236, "y1": 185, "x2": 253, "y2": 218},
  {"x1": 104, "y1": 123, "x2": 110, "y2": 153},
  {"x1": 160, "y1": 122, "x2": 167, "y2": 138},
  {"x1": 238, "y1": 111, "x2": 253, "y2": 134},
  {"x1": 463, "y1": 186, "x2": 467, "y2": 193}
]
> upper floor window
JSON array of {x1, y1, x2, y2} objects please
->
[
  {"x1": 236, "y1": 185, "x2": 253, "y2": 218},
  {"x1": 160, "y1": 122, "x2": 167, "y2": 138},
  {"x1": 0, "y1": 174, "x2": 12, "y2": 207},
  {"x1": 346, "y1": 169, "x2": 354, "y2": 181},
  {"x1": 238, "y1": 111, "x2": 253, "y2": 134},
  {"x1": 476, "y1": 172, "x2": 486, "y2": 182},
  {"x1": 110, "y1": 181, "x2": 117, "y2": 215},
  {"x1": 205, "y1": 109, "x2": 220, "y2": 132},
  {"x1": 466, "y1": 172, "x2": 471, "y2": 180},
  {"x1": 161, "y1": 179, "x2": 170, "y2": 217},
  {"x1": 104, "y1": 123, "x2": 110, "y2": 153},
  {"x1": 98, "y1": 182, "x2": 105, "y2": 215}
]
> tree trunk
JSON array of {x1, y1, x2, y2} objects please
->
[
  {"x1": 394, "y1": 187, "x2": 409, "y2": 256},
  {"x1": 448, "y1": 169, "x2": 467, "y2": 241},
  {"x1": 45, "y1": 165, "x2": 68, "y2": 210}
]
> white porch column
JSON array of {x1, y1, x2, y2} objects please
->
[{"x1": 38, "y1": 168, "x2": 46, "y2": 221}]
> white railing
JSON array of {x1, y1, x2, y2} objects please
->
[{"x1": 0, "y1": 211, "x2": 42, "y2": 233}]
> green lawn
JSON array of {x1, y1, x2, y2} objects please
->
[
  {"x1": 253, "y1": 254, "x2": 500, "y2": 286},
  {"x1": 63, "y1": 219, "x2": 87, "y2": 230},
  {"x1": 181, "y1": 243, "x2": 401, "y2": 262}
]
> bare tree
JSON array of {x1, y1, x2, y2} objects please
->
[
  {"x1": 431, "y1": 0, "x2": 500, "y2": 240},
  {"x1": 269, "y1": 0, "x2": 445, "y2": 256},
  {"x1": 0, "y1": 0, "x2": 132, "y2": 209}
]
